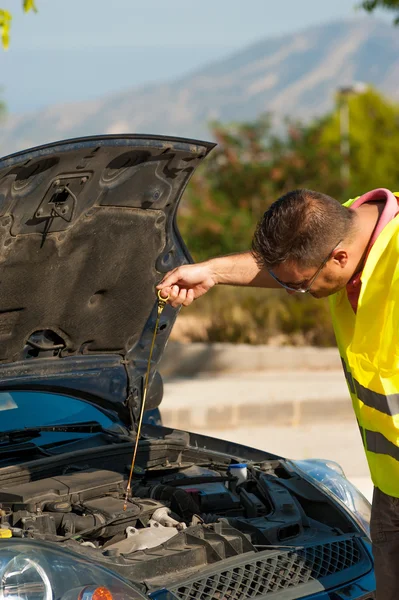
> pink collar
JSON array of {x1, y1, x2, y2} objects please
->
[
  {"x1": 350, "y1": 188, "x2": 399, "y2": 247},
  {"x1": 347, "y1": 188, "x2": 399, "y2": 296}
]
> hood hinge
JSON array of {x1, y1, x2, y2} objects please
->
[{"x1": 122, "y1": 358, "x2": 140, "y2": 433}]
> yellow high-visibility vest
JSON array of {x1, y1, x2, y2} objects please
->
[{"x1": 329, "y1": 192, "x2": 399, "y2": 497}]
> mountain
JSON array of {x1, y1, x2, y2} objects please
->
[{"x1": 2, "y1": 18, "x2": 399, "y2": 154}]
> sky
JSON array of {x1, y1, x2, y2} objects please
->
[{"x1": 0, "y1": 0, "x2": 390, "y2": 114}]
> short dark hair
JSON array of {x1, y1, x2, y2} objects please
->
[{"x1": 251, "y1": 189, "x2": 355, "y2": 269}]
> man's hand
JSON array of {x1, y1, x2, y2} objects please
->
[{"x1": 156, "y1": 262, "x2": 217, "y2": 308}]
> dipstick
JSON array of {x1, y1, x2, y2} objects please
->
[{"x1": 123, "y1": 290, "x2": 170, "y2": 510}]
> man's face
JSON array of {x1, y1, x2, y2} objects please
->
[{"x1": 270, "y1": 248, "x2": 352, "y2": 298}]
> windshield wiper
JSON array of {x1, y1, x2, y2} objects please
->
[
  {"x1": 0, "y1": 441, "x2": 52, "y2": 459},
  {"x1": 0, "y1": 421, "x2": 114, "y2": 444}
]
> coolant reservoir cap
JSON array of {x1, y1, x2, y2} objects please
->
[{"x1": 228, "y1": 463, "x2": 248, "y2": 485}]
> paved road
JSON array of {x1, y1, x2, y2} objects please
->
[
  {"x1": 163, "y1": 370, "x2": 349, "y2": 408},
  {"x1": 162, "y1": 371, "x2": 373, "y2": 501}
]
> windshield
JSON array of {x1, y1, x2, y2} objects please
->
[{"x1": 0, "y1": 390, "x2": 116, "y2": 446}]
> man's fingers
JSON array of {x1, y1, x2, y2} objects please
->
[
  {"x1": 178, "y1": 288, "x2": 188, "y2": 302},
  {"x1": 159, "y1": 285, "x2": 194, "y2": 307},
  {"x1": 157, "y1": 284, "x2": 188, "y2": 306},
  {"x1": 168, "y1": 285, "x2": 180, "y2": 302},
  {"x1": 157, "y1": 268, "x2": 180, "y2": 289},
  {"x1": 171, "y1": 287, "x2": 187, "y2": 308},
  {"x1": 182, "y1": 289, "x2": 195, "y2": 307}
]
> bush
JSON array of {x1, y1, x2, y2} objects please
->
[{"x1": 173, "y1": 286, "x2": 335, "y2": 347}]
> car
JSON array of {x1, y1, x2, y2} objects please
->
[{"x1": 0, "y1": 134, "x2": 375, "y2": 600}]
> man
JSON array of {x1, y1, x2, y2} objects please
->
[{"x1": 157, "y1": 187, "x2": 399, "y2": 600}]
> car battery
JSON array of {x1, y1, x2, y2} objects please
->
[{"x1": 177, "y1": 481, "x2": 241, "y2": 514}]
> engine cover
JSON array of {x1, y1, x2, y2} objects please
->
[{"x1": 0, "y1": 469, "x2": 125, "y2": 510}]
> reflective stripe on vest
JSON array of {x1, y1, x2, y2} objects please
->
[
  {"x1": 329, "y1": 190, "x2": 399, "y2": 497},
  {"x1": 365, "y1": 429, "x2": 399, "y2": 463},
  {"x1": 341, "y1": 359, "x2": 399, "y2": 416}
]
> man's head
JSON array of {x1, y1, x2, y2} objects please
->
[{"x1": 252, "y1": 189, "x2": 358, "y2": 298}]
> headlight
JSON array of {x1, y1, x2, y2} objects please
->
[
  {"x1": 0, "y1": 541, "x2": 147, "y2": 600},
  {"x1": 1, "y1": 554, "x2": 52, "y2": 600},
  {"x1": 291, "y1": 458, "x2": 371, "y2": 537}
]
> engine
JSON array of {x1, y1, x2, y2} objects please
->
[{"x1": 0, "y1": 462, "x2": 358, "y2": 587}]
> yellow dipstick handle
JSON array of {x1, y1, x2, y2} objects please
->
[
  {"x1": 123, "y1": 290, "x2": 170, "y2": 510},
  {"x1": 158, "y1": 290, "x2": 170, "y2": 302}
]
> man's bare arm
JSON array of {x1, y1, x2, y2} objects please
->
[{"x1": 156, "y1": 251, "x2": 280, "y2": 308}]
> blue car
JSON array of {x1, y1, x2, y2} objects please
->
[{"x1": 0, "y1": 135, "x2": 375, "y2": 599}]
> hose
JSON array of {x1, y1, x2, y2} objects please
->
[{"x1": 134, "y1": 484, "x2": 201, "y2": 522}]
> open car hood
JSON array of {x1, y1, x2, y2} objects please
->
[{"x1": 0, "y1": 135, "x2": 215, "y2": 426}]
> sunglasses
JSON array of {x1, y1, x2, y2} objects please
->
[{"x1": 268, "y1": 241, "x2": 342, "y2": 294}]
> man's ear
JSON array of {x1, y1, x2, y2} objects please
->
[{"x1": 333, "y1": 249, "x2": 348, "y2": 268}]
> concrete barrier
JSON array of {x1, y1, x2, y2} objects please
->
[{"x1": 160, "y1": 341, "x2": 341, "y2": 377}]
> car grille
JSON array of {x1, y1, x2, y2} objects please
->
[
  {"x1": 169, "y1": 538, "x2": 363, "y2": 600},
  {"x1": 303, "y1": 537, "x2": 360, "y2": 579}
]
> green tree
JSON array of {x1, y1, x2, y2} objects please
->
[
  {"x1": 0, "y1": 0, "x2": 37, "y2": 50},
  {"x1": 321, "y1": 87, "x2": 399, "y2": 195},
  {"x1": 180, "y1": 111, "x2": 343, "y2": 262},
  {"x1": 179, "y1": 115, "x2": 278, "y2": 258},
  {"x1": 360, "y1": 0, "x2": 399, "y2": 24}
]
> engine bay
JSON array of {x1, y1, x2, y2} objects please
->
[{"x1": 0, "y1": 437, "x2": 360, "y2": 589}]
